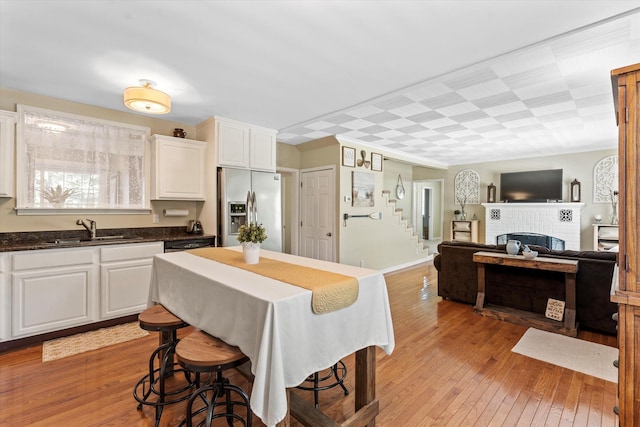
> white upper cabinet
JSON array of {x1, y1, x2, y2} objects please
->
[
  {"x1": 150, "y1": 135, "x2": 206, "y2": 200},
  {"x1": 0, "y1": 110, "x2": 16, "y2": 197},
  {"x1": 215, "y1": 116, "x2": 277, "y2": 171},
  {"x1": 216, "y1": 118, "x2": 250, "y2": 168},
  {"x1": 249, "y1": 126, "x2": 277, "y2": 171}
]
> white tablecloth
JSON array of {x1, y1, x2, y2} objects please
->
[{"x1": 148, "y1": 247, "x2": 395, "y2": 426}]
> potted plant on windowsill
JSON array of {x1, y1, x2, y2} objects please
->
[
  {"x1": 40, "y1": 184, "x2": 77, "y2": 208},
  {"x1": 237, "y1": 222, "x2": 267, "y2": 264}
]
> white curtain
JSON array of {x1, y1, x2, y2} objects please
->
[{"x1": 18, "y1": 106, "x2": 149, "y2": 209}]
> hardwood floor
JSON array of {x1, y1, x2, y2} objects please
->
[{"x1": 0, "y1": 262, "x2": 618, "y2": 426}]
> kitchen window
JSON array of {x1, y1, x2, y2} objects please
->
[{"x1": 15, "y1": 105, "x2": 150, "y2": 214}]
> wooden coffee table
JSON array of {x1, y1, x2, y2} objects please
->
[{"x1": 472, "y1": 251, "x2": 579, "y2": 336}]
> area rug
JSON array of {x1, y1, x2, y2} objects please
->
[
  {"x1": 511, "y1": 328, "x2": 618, "y2": 383},
  {"x1": 42, "y1": 322, "x2": 148, "y2": 362}
]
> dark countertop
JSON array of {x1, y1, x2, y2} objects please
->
[{"x1": 0, "y1": 227, "x2": 216, "y2": 252}]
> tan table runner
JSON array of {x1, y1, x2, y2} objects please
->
[{"x1": 187, "y1": 248, "x2": 359, "y2": 314}]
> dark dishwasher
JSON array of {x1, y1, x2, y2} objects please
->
[{"x1": 164, "y1": 237, "x2": 216, "y2": 252}]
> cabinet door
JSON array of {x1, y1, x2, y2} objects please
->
[
  {"x1": 216, "y1": 119, "x2": 250, "y2": 168},
  {"x1": 100, "y1": 259, "x2": 153, "y2": 319},
  {"x1": 0, "y1": 111, "x2": 16, "y2": 197},
  {"x1": 99, "y1": 242, "x2": 163, "y2": 319},
  {"x1": 12, "y1": 265, "x2": 96, "y2": 337},
  {"x1": 151, "y1": 136, "x2": 206, "y2": 200},
  {"x1": 611, "y1": 64, "x2": 640, "y2": 427},
  {"x1": 249, "y1": 127, "x2": 277, "y2": 171},
  {"x1": 0, "y1": 254, "x2": 7, "y2": 342}
]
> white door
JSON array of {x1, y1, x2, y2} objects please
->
[{"x1": 300, "y1": 167, "x2": 335, "y2": 262}]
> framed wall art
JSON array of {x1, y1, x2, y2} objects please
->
[
  {"x1": 352, "y1": 171, "x2": 375, "y2": 207},
  {"x1": 371, "y1": 152, "x2": 383, "y2": 172},
  {"x1": 342, "y1": 146, "x2": 356, "y2": 167}
]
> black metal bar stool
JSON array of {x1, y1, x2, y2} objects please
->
[
  {"x1": 133, "y1": 304, "x2": 194, "y2": 427},
  {"x1": 296, "y1": 361, "x2": 349, "y2": 408},
  {"x1": 176, "y1": 329, "x2": 252, "y2": 427}
]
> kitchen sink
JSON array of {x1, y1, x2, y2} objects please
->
[{"x1": 46, "y1": 235, "x2": 144, "y2": 246}]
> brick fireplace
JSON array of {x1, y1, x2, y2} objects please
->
[{"x1": 482, "y1": 203, "x2": 584, "y2": 250}]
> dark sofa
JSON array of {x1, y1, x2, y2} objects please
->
[{"x1": 433, "y1": 241, "x2": 618, "y2": 335}]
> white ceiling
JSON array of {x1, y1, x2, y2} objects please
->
[{"x1": 1, "y1": 1, "x2": 639, "y2": 166}]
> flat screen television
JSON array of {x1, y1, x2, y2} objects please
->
[{"x1": 500, "y1": 169, "x2": 563, "y2": 202}]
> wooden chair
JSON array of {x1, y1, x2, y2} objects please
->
[
  {"x1": 133, "y1": 304, "x2": 193, "y2": 427},
  {"x1": 176, "y1": 330, "x2": 252, "y2": 427}
]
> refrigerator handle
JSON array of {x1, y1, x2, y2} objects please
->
[
  {"x1": 246, "y1": 190, "x2": 253, "y2": 224},
  {"x1": 252, "y1": 191, "x2": 258, "y2": 224}
]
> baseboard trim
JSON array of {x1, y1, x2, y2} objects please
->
[
  {"x1": 0, "y1": 314, "x2": 138, "y2": 353},
  {"x1": 381, "y1": 255, "x2": 433, "y2": 274}
]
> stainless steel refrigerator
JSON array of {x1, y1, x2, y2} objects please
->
[{"x1": 217, "y1": 167, "x2": 282, "y2": 252}]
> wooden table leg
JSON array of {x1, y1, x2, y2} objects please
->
[
  {"x1": 475, "y1": 263, "x2": 486, "y2": 310},
  {"x1": 356, "y1": 346, "x2": 376, "y2": 427},
  {"x1": 290, "y1": 349, "x2": 379, "y2": 427}
]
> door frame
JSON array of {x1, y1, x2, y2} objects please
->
[
  {"x1": 276, "y1": 167, "x2": 300, "y2": 256},
  {"x1": 299, "y1": 165, "x2": 336, "y2": 262},
  {"x1": 413, "y1": 179, "x2": 444, "y2": 241}
]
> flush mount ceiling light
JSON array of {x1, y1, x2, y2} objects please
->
[{"x1": 123, "y1": 79, "x2": 171, "y2": 114}]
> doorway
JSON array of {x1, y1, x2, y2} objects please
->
[
  {"x1": 414, "y1": 179, "x2": 444, "y2": 253},
  {"x1": 423, "y1": 187, "x2": 433, "y2": 240},
  {"x1": 276, "y1": 167, "x2": 299, "y2": 256}
]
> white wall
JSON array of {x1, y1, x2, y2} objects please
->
[
  {"x1": 383, "y1": 160, "x2": 414, "y2": 225},
  {"x1": 0, "y1": 87, "x2": 202, "y2": 233},
  {"x1": 338, "y1": 141, "x2": 426, "y2": 269},
  {"x1": 443, "y1": 149, "x2": 618, "y2": 250}
]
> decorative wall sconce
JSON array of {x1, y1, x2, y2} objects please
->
[
  {"x1": 357, "y1": 149, "x2": 370, "y2": 168},
  {"x1": 571, "y1": 179, "x2": 581, "y2": 202},
  {"x1": 487, "y1": 182, "x2": 496, "y2": 203}
]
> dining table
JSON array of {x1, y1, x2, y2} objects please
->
[{"x1": 148, "y1": 246, "x2": 395, "y2": 426}]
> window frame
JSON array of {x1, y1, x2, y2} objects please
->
[{"x1": 15, "y1": 105, "x2": 151, "y2": 215}]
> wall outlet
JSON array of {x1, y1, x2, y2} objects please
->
[
  {"x1": 359, "y1": 260, "x2": 365, "y2": 267},
  {"x1": 153, "y1": 214, "x2": 159, "y2": 224}
]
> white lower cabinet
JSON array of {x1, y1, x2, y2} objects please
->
[
  {"x1": 99, "y1": 242, "x2": 163, "y2": 319},
  {"x1": 0, "y1": 254, "x2": 8, "y2": 341},
  {"x1": 4, "y1": 241, "x2": 163, "y2": 341},
  {"x1": 10, "y1": 247, "x2": 97, "y2": 338}
]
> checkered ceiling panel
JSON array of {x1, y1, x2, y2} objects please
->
[{"x1": 279, "y1": 13, "x2": 640, "y2": 166}]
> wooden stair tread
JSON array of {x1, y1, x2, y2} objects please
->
[
  {"x1": 138, "y1": 304, "x2": 186, "y2": 328},
  {"x1": 176, "y1": 330, "x2": 247, "y2": 368}
]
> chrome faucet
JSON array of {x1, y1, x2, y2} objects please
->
[{"x1": 76, "y1": 218, "x2": 97, "y2": 239}]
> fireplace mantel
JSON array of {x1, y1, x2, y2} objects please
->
[
  {"x1": 482, "y1": 203, "x2": 585, "y2": 250},
  {"x1": 482, "y1": 203, "x2": 585, "y2": 209}
]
